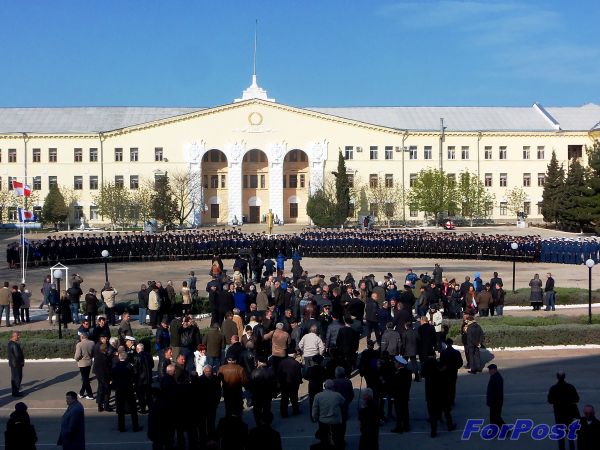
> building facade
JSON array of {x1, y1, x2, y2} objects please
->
[{"x1": 1, "y1": 80, "x2": 599, "y2": 226}]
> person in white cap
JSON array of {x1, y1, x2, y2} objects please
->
[{"x1": 389, "y1": 355, "x2": 412, "y2": 434}]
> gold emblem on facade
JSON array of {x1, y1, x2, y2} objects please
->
[{"x1": 248, "y1": 112, "x2": 263, "y2": 126}]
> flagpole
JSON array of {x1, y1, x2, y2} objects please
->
[{"x1": 21, "y1": 221, "x2": 26, "y2": 284}]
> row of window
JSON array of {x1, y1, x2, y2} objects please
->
[
  {"x1": 344, "y1": 145, "x2": 557, "y2": 161},
  {"x1": 484, "y1": 173, "x2": 545, "y2": 187},
  {"x1": 1, "y1": 175, "x2": 140, "y2": 191},
  {"x1": 203, "y1": 173, "x2": 308, "y2": 190},
  {"x1": 362, "y1": 172, "x2": 546, "y2": 189},
  {"x1": 0, "y1": 147, "x2": 165, "y2": 163}
]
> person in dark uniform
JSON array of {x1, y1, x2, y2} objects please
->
[
  {"x1": 112, "y1": 351, "x2": 142, "y2": 432},
  {"x1": 8, "y1": 331, "x2": 25, "y2": 397},
  {"x1": 486, "y1": 364, "x2": 504, "y2": 426},
  {"x1": 548, "y1": 372, "x2": 580, "y2": 450}
]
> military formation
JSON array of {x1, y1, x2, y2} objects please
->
[{"x1": 5, "y1": 227, "x2": 600, "y2": 268}]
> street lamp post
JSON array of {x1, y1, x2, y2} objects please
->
[
  {"x1": 101, "y1": 250, "x2": 110, "y2": 283},
  {"x1": 53, "y1": 269, "x2": 63, "y2": 339},
  {"x1": 511, "y1": 242, "x2": 519, "y2": 292},
  {"x1": 585, "y1": 259, "x2": 595, "y2": 325}
]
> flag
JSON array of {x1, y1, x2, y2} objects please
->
[
  {"x1": 11, "y1": 180, "x2": 32, "y2": 197},
  {"x1": 17, "y1": 208, "x2": 37, "y2": 222}
]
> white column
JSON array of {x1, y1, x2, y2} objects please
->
[
  {"x1": 269, "y1": 161, "x2": 284, "y2": 223},
  {"x1": 308, "y1": 139, "x2": 328, "y2": 194},
  {"x1": 226, "y1": 141, "x2": 245, "y2": 225}
]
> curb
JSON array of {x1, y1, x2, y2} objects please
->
[{"x1": 503, "y1": 303, "x2": 600, "y2": 311}]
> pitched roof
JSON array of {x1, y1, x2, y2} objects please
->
[{"x1": 0, "y1": 102, "x2": 598, "y2": 134}]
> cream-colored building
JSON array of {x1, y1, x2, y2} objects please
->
[{"x1": 1, "y1": 77, "x2": 599, "y2": 226}]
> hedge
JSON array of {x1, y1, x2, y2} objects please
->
[
  {"x1": 112, "y1": 296, "x2": 210, "y2": 315},
  {"x1": 505, "y1": 288, "x2": 600, "y2": 306}
]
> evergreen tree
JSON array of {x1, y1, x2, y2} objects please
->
[
  {"x1": 152, "y1": 175, "x2": 178, "y2": 226},
  {"x1": 584, "y1": 141, "x2": 600, "y2": 233},
  {"x1": 41, "y1": 185, "x2": 68, "y2": 230},
  {"x1": 333, "y1": 151, "x2": 350, "y2": 224},
  {"x1": 358, "y1": 188, "x2": 369, "y2": 216},
  {"x1": 542, "y1": 150, "x2": 566, "y2": 226},
  {"x1": 560, "y1": 158, "x2": 589, "y2": 232},
  {"x1": 306, "y1": 189, "x2": 338, "y2": 227}
]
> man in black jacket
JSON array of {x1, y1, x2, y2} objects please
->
[
  {"x1": 112, "y1": 351, "x2": 142, "y2": 432},
  {"x1": 578, "y1": 404, "x2": 600, "y2": 450},
  {"x1": 249, "y1": 356, "x2": 277, "y2": 426},
  {"x1": 133, "y1": 343, "x2": 154, "y2": 413},
  {"x1": 277, "y1": 355, "x2": 303, "y2": 417},
  {"x1": 194, "y1": 365, "x2": 221, "y2": 440},
  {"x1": 486, "y1": 364, "x2": 504, "y2": 426},
  {"x1": 8, "y1": 331, "x2": 25, "y2": 397},
  {"x1": 439, "y1": 338, "x2": 463, "y2": 407},
  {"x1": 548, "y1": 372, "x2": 580, "y2": 450},
  {"x1": 466, "y1": 316, "x2": 484, "y2": 373},
  {"x1": 417, "y1": 316, "x2": 437, "y2": 361},
  {"x1": 389, "y1": 356, "x2": 412, "y2": 434},
  {"x1": 365, "y1": 294, "x2": 380, "y2": 344},
  {"x1": 336, "y1": 318, "x2": 360, "y2": 374}
]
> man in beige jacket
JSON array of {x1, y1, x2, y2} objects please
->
[
  {"x1": 101, "y1": 283, "x2": 118, "y2": 326},
  {"x1": 74, "y1": 332, "x2": 95, "y2": 399},
  {"x1": 0, "y1": 281, "x2": 12, "y2": 326}
]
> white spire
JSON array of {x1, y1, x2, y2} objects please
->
[{"x1": 235, "y1": 20, "x2": 275, "y2": 103}]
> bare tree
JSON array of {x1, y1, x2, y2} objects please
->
[
  {"x1": 366, "y1": 176, "x2": 406, "y2": 227},
  {"x1": 130, "y1": 179, "x2": 155, "y2": 225},
  {"x1": 170, "y1": 169, "x2": 202, "y2": 226}
]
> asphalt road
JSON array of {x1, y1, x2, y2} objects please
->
[{"x1": 1, "y1": 349, "x2": 599, "y2": 449}]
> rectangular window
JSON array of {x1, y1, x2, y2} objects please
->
[
  {"x1": 447, "y1": 146, "x2": 455, "y2": 160},
  {"x1": 385, "y1": 174, "x2": 393, "y2": 188},
  {"x1": 385, "y1": 203, "x2": 394, "y2": 217},
  {"x1": 8, "y1": 207, "x2": 17, "y2": 222},
  {"x1": 484, "y1": 173, "x2": 492, "y2": 187},
  {"x1": 74, "y1": 148, "x2": 83, "y2": 162},
  {"x1": 447, "y1": 173, "x2": 456, "y2": 185},
  {"x1": 221, "y1": 175, "x2": 226, "y2": 188},
  {"x1": 8, "y1": 148, "x2": 16, "y2": 163},
  {"x1": 369, "y1": 146, "x2": 378, "y2": 160},
  {"x1": 344, "y1": 146, "x2": 353, "y2": 160},
  {"x1": 369, "y1": 203, "x2": 378, "y2": 217},
  {"x1": 130, "y1": 175, "x2": 139, "y2": 189},
  {"x1": 210, "y1": 204, "x2": 219, "y2": 219},
  {"x1": 568, "y1": 145, "x2": 583, "y2": 159},
  {"x1": 130, "y1": 148, "x2": 138, "y2": 162},
  {"x1": 424, "y1": 146, "x2": 432, "y2": 160},
  {"x1": 115, "y1": 175, "x2": 124, "y2": 188},
  {"x1": 114, "y1": 148, "x2": 123, "y2": 162},
  {"x1": 538, "y1": 173, "x2": 545, "y2": 187},
  {"x1": 33, "y1": 176, "x2": 42, "y2": 190},
  {"x1": 8, "y1": 176, "x2": 15, "y2": 190},
  {"x1": 369, "y1": 174, "x2": 378, "y2": 188},
  {"x1": 299, "y1": 174, "x2": 305, "y2": 188},
  {"x1": 89, "y1": 206, "x2": 98, "y2": 220},
  {"x1": 523, "y1": 173, "x2": 531, "y2": 187},
  {"x1": 537, "y1": 202, "x2": 543, "y2": 215},
  {"x1": 524, "y1": 201, "x2": 531, "y2": 215},
  {"x1": 409, "y1": 146, "x2": 417, "y2": 160},
  {"x1": 89, "y1": 176, "x2": 98, "y2": 190},
  {"x1": 347, "y1": 174, "x2": 354, "y2": 188},
  {"x1": 500, "y1": 202, "x2": 507, "y2": 215},
  {"x1": 89, "y1": 148, "x2": 98, "y2": 162},
  {"x1": 210, "y1": 175, "x2": 219, "y2": 188},
  {"x1": 385, "y1": 146, "x2": 393, "y2": 160},
  {"x1": 250, "y1": 175, "x2": 258, "y2": 188},
  {"x1": 33, "y1": 148, "x2": 41, "y2": 162},
  {"x1": 523, "y1": 146, "x2": 530, "y2": 160},
  {"x1": 260, "y1": 174, "x2": 266, "y2": 189},
  {"x1": 499, "y1": 146, "x2": 507, "y2": 160},
  {"x1": 537, "y1": 146, "x2": 545, "y2": 160},
  {"x1": 461, "y1": 146, "x2": 470, "y2": 160},
  {"x1": 499, "y1": 173, "x2": 507, "y2": 187},
  {"x1": 289, "y1": 203, "x2": 298, "y2": 218},
  {"x1": 49, "y1": 148, "x2": 57, "y2": 162},
  {"x1": 49, "y1": 176, "x2": 58, "y2": 188},
  {"x1": 409, "y1": 173, "x2": 417, "y2": 187},
  {"x1": 289, "y1": 174, "x2": 298, "y2": 188},
  {"x1": 155, "y1": 147, "x2": 163, "y2": 161},
  {"x1": 484, "y1": 146, "x2": 492, "y2": 160},
  {"x1": 242, "y1": 175, "x2": 248, "y2": 189},
  {"x1": 74, "y1": 176, "x2": 83, "y2": 190},
  {"x1": 409, "y1": 208, "x2": 418, "y2": 218}
]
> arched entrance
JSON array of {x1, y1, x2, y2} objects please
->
[
  {"x1": 202, "y1": 149, "x2": 228, "y2": 224},
  {"x1": 242, "y1": 149, "x2": 269, "y2": 223},
  {"x1": 283, "y1": 149, "x2": 309, "y2": 223}
]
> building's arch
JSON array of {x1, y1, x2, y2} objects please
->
[
  {"x1": 202, "y1": 149, "x2": 228, "y2": 223},
  {"x1": 242, "y1": 149, "x2": 269, "y2": 223},
  {"x1": 283, "y1": 149, "x2": 309, "y2": 223}
]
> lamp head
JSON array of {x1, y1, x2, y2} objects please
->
[
  {"x1": 101, "y1": 250, "x2": 109, "y2": 258},
  {"x1": 511, "y1": 242, "x2": 519, "y2": 250},
  {"x1": 53, "y1": 269, "x2": 63, "y2": 280},
  {"x1": 586, "y1": 259, "x2": 595, "y2": 269}
]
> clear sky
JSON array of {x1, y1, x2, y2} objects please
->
[{"x1": 1, "y1": 0, "x2": 599, "y2": 107}]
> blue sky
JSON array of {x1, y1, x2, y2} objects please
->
[{"x1": 0, "y1": 0, "x2": 598, "y2": 107}]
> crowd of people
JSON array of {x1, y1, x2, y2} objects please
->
[
  {"x1": 5, "y1": 227, "x2": 600, "y2": 270},
  {"x1": 4, "y1": 255, "x2": 600, "y2": 450}
]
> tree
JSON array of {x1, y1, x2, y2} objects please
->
[
  {"x1": 367, "y1": 176, "x2": 405, "y2": 227},
  {"x1": 41, "y1": 185, "x2": 68, "y2": 229},
  {"x1": 542, "y1": 150, "x2": 566, "y2": 226},
  {"x1": 170, "y1": 170, "x2": 202, "y2": 226},
  {"x1": 408, "y1": 169, "x2": 457, "y2": 221},
  {"x1": 561, "y1": 158, "x2": 590, "y2": 232},
  {"x1": 60, "y1": 185, "x2": 81, "y2": 227},
  {"x1": 306, "y1": 187, "x2": 339, "y2": 227},
  {"x1": 506, "y1": 186, "x2": 527, "y2": 219},
  {"x1": 152, "y1": 175, "x2": 178, "y2": 226},
  {"x1": 358, "y1": 187, "x2": 369, "y2": 216},
  {"x1": 332, "y1": 151, "x2": 351, "y2": 224},
  {"x1": 457, "y1": 171, "x2": 495, "y2": 225},
  {"x1": 584, "y1": 141, "x2": 600, "y2": 233},
  {"x1": 93, "y1": 182, "x2": 131, "y2": 228},
  {"x1": 130, "y1": 180, "x2": 155, "y2": 225}
]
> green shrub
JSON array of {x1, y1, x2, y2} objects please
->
[{"x1": 505, "y1": 288, "x2": 600, "y2": 306}]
